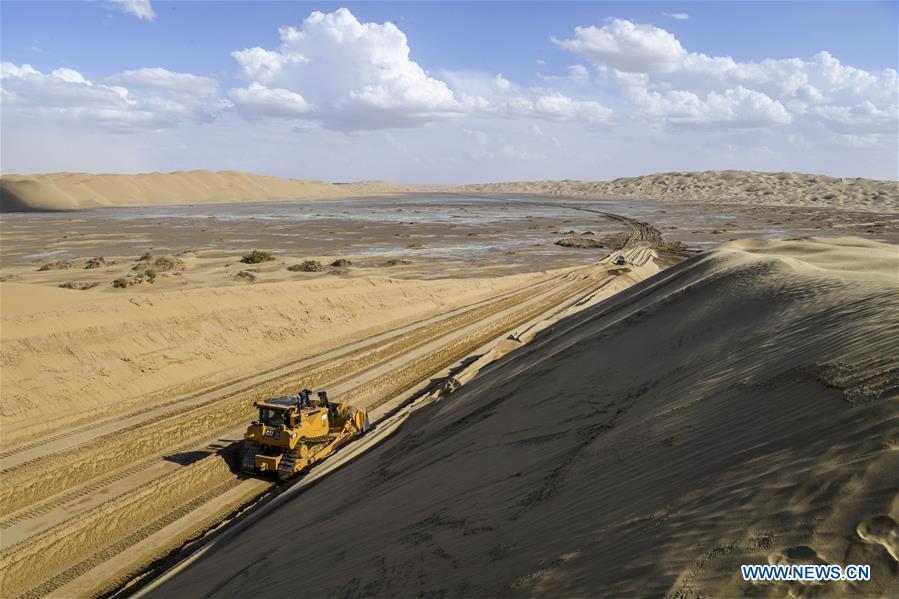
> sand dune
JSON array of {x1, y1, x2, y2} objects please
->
[
  {"x1": 148, "y1": 236, "x2": 899, "y2": 598},
  {"x1": 0, "y1": 170, "x2": 404, "y2": 211},
  {"x1": 456, "y1": 170, "x2": 898, "y2": 212}
]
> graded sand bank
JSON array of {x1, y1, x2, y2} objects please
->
[
  {"x1": 147, "y1": 236, "x2": 899, "y2": 598},
  {"x1": 0, "y1": 170, "x2": 404, "y2": 211},
  {"x1": 0, "y1": 271, "x2": 546, "y2": 446}
]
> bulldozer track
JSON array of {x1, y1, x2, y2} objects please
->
[
  {"x1": 1, "y1": 209, "x2": 664, "y2": 598},
  {"x1": 0, "y1": 432, "x2": 212, "y2": 534},
  {"x1": 20, "y1": 478, "x2": 243, "y2": 599}
]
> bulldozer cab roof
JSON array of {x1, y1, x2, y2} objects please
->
[{"x1": 255, "y1": 396, "x2": 299, "y2": 410}]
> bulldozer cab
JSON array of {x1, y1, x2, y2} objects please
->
[{"x1": 258, "y1": 406, "x2": 290, "y2": 428}]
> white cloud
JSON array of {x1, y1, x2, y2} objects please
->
[
  {"x1": 229, "y1": 8, "x2": 611, "y2": 131},
  {"x1": 1, "y1": 62, "x2": 218, "y2": 131},
  {"x1": 808, "y1": 100, "x2": 897, "y2": 133},
  {"x1": 440, "y1": 69, "x2": 613, "y2": 126},
  {"x1": 229, "y1": 83, "x2": 311, "y2": 118},
  {"x1": 537, "y1": 64, "x2": 590, "y2": 82},
  {"x1": 632, "y1": 85, "x2": 793, "y2": 127},
  {"x1": 568, "y1": 64, "x2": 590, "y2": 80},
  {"x1": 106, "y1": 0, "x2": 156, "y2": 21},
  {"x1": 230, "y1": 8, "x2": 461, "y2": 129},
  {"x1": 555, "y1": 19, "x2": 687, "y2": 74},
  {"x1": 662, "y1": 12, "x2": 690, "y2": 21},
  {"x1": 230, "y1": 47, "x2": 308, "y2": 85},
  {"x1": 515, "y1": 91, "x2": 612, "y2": 124},
  {"x1": 107, "y1": 68, "x2": 218, "y2": 97},
  {"x1": 558, "y1": 18, "x2": 897, "y2": 133}
]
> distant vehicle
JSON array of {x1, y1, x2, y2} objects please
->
[{"x1": 241, "y1": 390, "x2": 369, "y2": 481}]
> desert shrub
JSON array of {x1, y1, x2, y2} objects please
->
[
  {"x1": 240, "y1": 250, "x2": 274, "y2": 264},
  {"x1": 152, "y1": 256, "x2": 184, "y2": 272},
  {"x1": 330, "y1": 258, "x2": 353, "y2": 267},
  {"x1": 38, "y1": 260, "x2": 74, "y2": 271},
  {"x1": 137, "y1": 251, "x2": 152, "y2": 261},
  {"x1": 382, "y1": 258, "x2": 412, "y2": 266},
  {"x1": 58, "y1": 282, "x2": 99, "y2": 290},
  {"x1": 112, "y1": 277, "x2": 130, "y2": 288},
  {"x1": 144, "y1": 269, "x2": 157, "y2": 282},
  {"x1": 85, "y1": 257, "x2": 110, "y2": 269},
  {"x1": 287, "y1": 260, "x2": 326, "y2": 272},
  {"x1": 235, "y1": 270, "x2": 257, "y2": 282}
]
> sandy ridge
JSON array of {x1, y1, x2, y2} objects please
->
[
  {"x1": 0, "y1": 170, "x2": 406, "y2": 211},
  {"x1": 453, "y1": 170, "x2": 898, "y2": 212}
]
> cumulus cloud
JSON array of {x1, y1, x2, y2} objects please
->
[
  {"x1": 555, "y1": 19, "x2": 687, "y2": 74},
  {"x1": 632, "y1": 85, "x2": 793, "y2": 127},
  {"x1": 495, "y1": 90, "x2": 612, "y2": 124},
  {"x1": 557, "y1": 18, "x2": 897, "y2": 132},
  {"x1": 1, "y1": 62, "x2": 219, "y2": 131},
  {"x1": 229, "y1": 8, "x2": 461, "y2": 129},
  {"x1": 229, "y1": 83, "x2": 311, "y2": 118},
  {"x1": 441, "y1": 69, "x2": 613, "y2": 126},
  {"x1": 105, "y1": 0, "x2": 156, "y2": 21},
  {"x1": 229, "y1": 8, "x2": 610, "y2": 130}
]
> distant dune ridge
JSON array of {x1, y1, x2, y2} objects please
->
[
  {"x1": 147, "y1": 236, "x2": 899, "y2": 597},
  {"x1": 1, "y1": 169, "x2": 896, "y2": 212},
  {"x1": 0, "y1": 170, "x2": 404, "y2": 212},
  {"x1": 455, "y1": 170, "x2": 898, "y2": 211}
]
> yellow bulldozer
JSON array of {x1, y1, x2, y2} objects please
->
[{"x1": 241, "y1": 390, "x2": 370, "y2": 481}]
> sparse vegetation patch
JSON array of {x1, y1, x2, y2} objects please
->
[
  {"x1": 288, "y1": 260, "x2": 326, "y2": 272},
  {"x1": 38, "y1": 260, "x2": 74, "y2": 271},
  {"x1": 58, "y1": 282, "x2": 99, "y2": 290},
  {"x1": 240, "y1": 250, "x2": 275, "y2": 264},
  {"x1": 85, "y1": 257, "x2": 112, "y2": 269}
]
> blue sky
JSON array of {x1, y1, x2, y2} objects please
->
[{"x1": 2, "y1": 1, "x2": 897, "y2": 181}]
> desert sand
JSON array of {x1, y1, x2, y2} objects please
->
[
  {"x1": 144, "y1": 236, "x2": 899, "y2": 598},
  {"x1": 455, "y1": 170, "x2": 898, "y2": 211},
  {"x1": 0, "y1": 170, "x2": 404, "y2": 211},
  {"x1": 1, "y1": 181, "x2": 896, "y2": 598}
]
